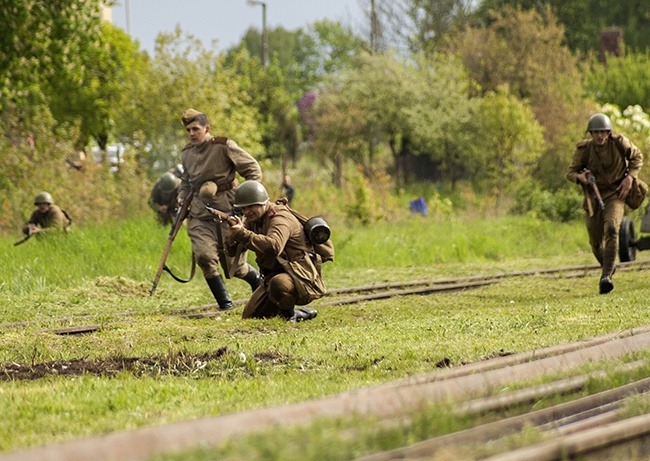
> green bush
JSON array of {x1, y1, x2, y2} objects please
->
[{"x1": 510, "y1": 182, "x2": 583, "y2": 222}]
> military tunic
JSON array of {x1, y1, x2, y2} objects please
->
[
  {"x1": 228, "y1": 203, "x2": 322, "y2": 319},
  {"x1": 566, "y1": 134, "x2": 643, "y2": 272},
  {"x1": 22, "y1": 205, "x2": 71, "y2": 234},
  {"x1": 179, "y1": 136, "x2": 262, "y2": 279}
]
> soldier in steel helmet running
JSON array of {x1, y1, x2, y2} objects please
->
[
  {"x1": 566, "y1": 113, "x2": 644, "y2": 294},
  {"x1": 21, "y1": 192, "x2": 71, "y2": 236},
  {"x1": 177, "y1": 109, "x2": 263, "y2": 311},
  {"x1": 148, "y1": 166, "x2": 183, "y2": 226},
  {"x1": 217, "y1": 180, "x2": 331, "y2": 322}
]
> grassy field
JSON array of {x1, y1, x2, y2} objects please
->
[{"x1": 1, "y1": 211, "x2": 650, "y2": 459}]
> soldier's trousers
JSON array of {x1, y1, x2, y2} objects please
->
[
  {"x1": 585, "y1": 194, "x2": 625, "y2": 277},
  {"x1": 242, "y1": 273, "x2": 297, "y2": 319},
  {"x1": 186, "y1": 217, "x2": 249, "y2": 279}
]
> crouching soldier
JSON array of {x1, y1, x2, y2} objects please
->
[
  {"x1": 219, "y1": 180, "x2": 333, "y2": 322},
  {"x1": 22, "y1": 191, "x2": 71, "y2": 236},
  {"x1": 149, "y1": 168, "x2": 182, "y2": 226}
]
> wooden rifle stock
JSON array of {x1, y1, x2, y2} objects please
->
[
  {"x1": 586, "y1": 171, "x2": 605, "y2": 211},
  {"x1": 205, "y1": 205, "x2": 238, "y2": 225},
  {"x1": 150, "y1": 188, "x2": 194, "y2": 296}
]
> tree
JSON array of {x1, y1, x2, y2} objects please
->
[
  {"x1": 475, "y1": 0, "x2": 650, "y2": 55},
  {"x1": 405, "y1": 53, "x2": 478, "y2": 190},
  {"x1": 585, "y1": 52, "x2": 650, "y2": 112},
  {"x1": 445, "y1": 6, "x2": 593, "y2": 189},
  {"x1": 301, "y1": 52, "x2": 476, "y2": 189},
  {"x1": 469, "y1": 87, "x2": 545, "y2": 205},
  {"x1": 0, "y1": 0, "x2": 105, "y2": 146},
  {"x1": 112, "y1": 27, "x2": 262, "y2": 175}
]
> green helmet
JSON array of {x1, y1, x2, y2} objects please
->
[
  {"x1": 234, "y1": 180, "x2": 269, "y2": 208},
  {"x1": 34, "y1": 191, "x2": 54, "y2": 205},
  {"x1": 159, "y1": 172, "x2": 180, "y2": 193},
  {"x1": 587, "y1": 113, "x2": 613, "y2": 132}
]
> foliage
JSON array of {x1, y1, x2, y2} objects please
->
[
  {"x1": 468, "y1": 87, "x2": 545, "y2": 205},
  {"x1": 446, "y1": 5, "x2": 593, "y2": 190},
  {"x1": 0, "y1": 0, "x2": 104, "y2": 123},
  {"x1": 234, "y1": 20, "x2": 364, "y2": 98},
  {"x1": 0, "y1": 117, "x2": 149, "y2": 233},
  {"x1": 474, "y1": 0, "x2": 650, "y2": 54},
  {"x1": 406, "y1": 53, "x2": 478, "y2": 189},
  {"x1": 303, "y1": 52, "x2": 476, "y2": 188},
  {"x1": 113, "y1": 28, "x2": 263, "y2": 175},
  {"x1": 510, "y1": 181, "x2": 583, "y2": 222},
  {"x1": 601, "y1": 104, "x2": 650, "y2": 152},
  {"x1": 585, "y1": 52, "x2": 650, "y2": 113}
]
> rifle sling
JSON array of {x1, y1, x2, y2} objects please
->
[{"x1": 162, "y1": 254, "x2": 196, "y2": 283}]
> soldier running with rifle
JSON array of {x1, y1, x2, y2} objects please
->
[{"x1": 567, "y1": 113, "x2": 644, "y2": 294}]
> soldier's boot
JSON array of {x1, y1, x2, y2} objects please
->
[
  {"x1": 206, "y1": 276, "x2": 234, "y2": 311},
  {"x1": 242, "y1": 264, "x2": 262, "y2": 292},
  {"x1": 296, "y1": 307, "x2": 318, "y2": 321},
  {"x1": 599, "y1": 248, "x2": 616, "y2": 295},
  {"x1": 279, "y1": 307, "x2": 317, "y2": 323}
]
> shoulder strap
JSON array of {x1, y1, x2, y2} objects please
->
[
  {"x1": 611, "y1": 134, "x2": 629, "y2": 161},
  {"x1": 211, "y1": 136, "x2": 228, "y2": 145}
]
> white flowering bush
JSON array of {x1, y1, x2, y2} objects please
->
[{"x1": 602, "y1": 103, "x2": 650, "y2": 152}]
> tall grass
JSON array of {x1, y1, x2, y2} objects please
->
[{"x1": 1, "y1": 211, "x2": 591, "y2": 296}]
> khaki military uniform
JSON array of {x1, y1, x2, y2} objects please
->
[
  {"x1": 179, "y1": 136, "x2": 262, "y2": 279},
  {"x1": 228, "y1": 203, "x2": 322, "y2": 319},
  {"x1": 148, "y1": 174, "x2": 180, "y2": 226},
  {"x1": 566, "y1": 134, "x2": 643, "y2": 275},
  {"x1": 22, "y1": 205, "x2": 71, "y2": 234}
]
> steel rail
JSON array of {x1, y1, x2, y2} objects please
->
[
  {"x1": 2, "y1": 328, "x2": 650, "y2": 461},
  {"x1": 2, "y1": 259, "x2": 650, "y2": 330}
]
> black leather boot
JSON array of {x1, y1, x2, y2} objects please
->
[
  {"x1": 280, "y1": 307, "x2": 318, "y2": 323},
  {"x1": 206, "y1": 276, "x2": 234, "y2": 311},
  {"x1": 242, "y1": 264, "x2": 262, "y2": 292}
]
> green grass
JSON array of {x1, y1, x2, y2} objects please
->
[{"x1": 0, "y1": 212, "x2": 648, "y2": 457}]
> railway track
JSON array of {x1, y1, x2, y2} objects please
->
[
  {"x1": 2, "y1": 324, "x2": 650, "y2": 460},
  {"x1": 2, "y1": 261, "x2": 650, "y2": 460},
  {"x1": 3, "y1": 259, "x2": 650, "y2": 334}
]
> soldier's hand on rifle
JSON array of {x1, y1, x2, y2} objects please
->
[
  {"x1": 576, "y1": 170, "x2": 590, "y2": 185},
  {"x1": 227, "y1": 215, "x2": 244, "y2": 232},
  {"x1": 617, "y1": 174, "x2": 633, "y2": 201}
]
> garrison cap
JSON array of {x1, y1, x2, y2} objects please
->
[{"x1": 181, "y1": 108, "x2": 204, "y2": 126}]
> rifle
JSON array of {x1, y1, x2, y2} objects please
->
[
  {"x1": 150, "y1": 188, "x2": 194, "y2": 296},
  {"x1": 584, "y1": 170, "x2": 605, "y2": 212},
  {"x1": 205, "y1": 205, "x2": 238, "y2": 225},
  {"x1": 13, "y1": 224, "x2": 37, "y2": 246},
  {"x1": 205, "y1": 205, "x2": 239, "y2": 279}
]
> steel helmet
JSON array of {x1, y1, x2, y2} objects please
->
[
  {"x1": 305, "y1": 216, "x2": 331, "y2": 244},
  {"x1": 34, "y1": 191, "x2": 54, "y2": 205},
  {"x1": 587, "y1": 113, "x2": 613, "y2": 132},
  {"x1": 234, "y1": 180, "x2": 269, "y2": 208},
  {"x1": 159, "y1": 172, "x2": 181, "y2": 193}
]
